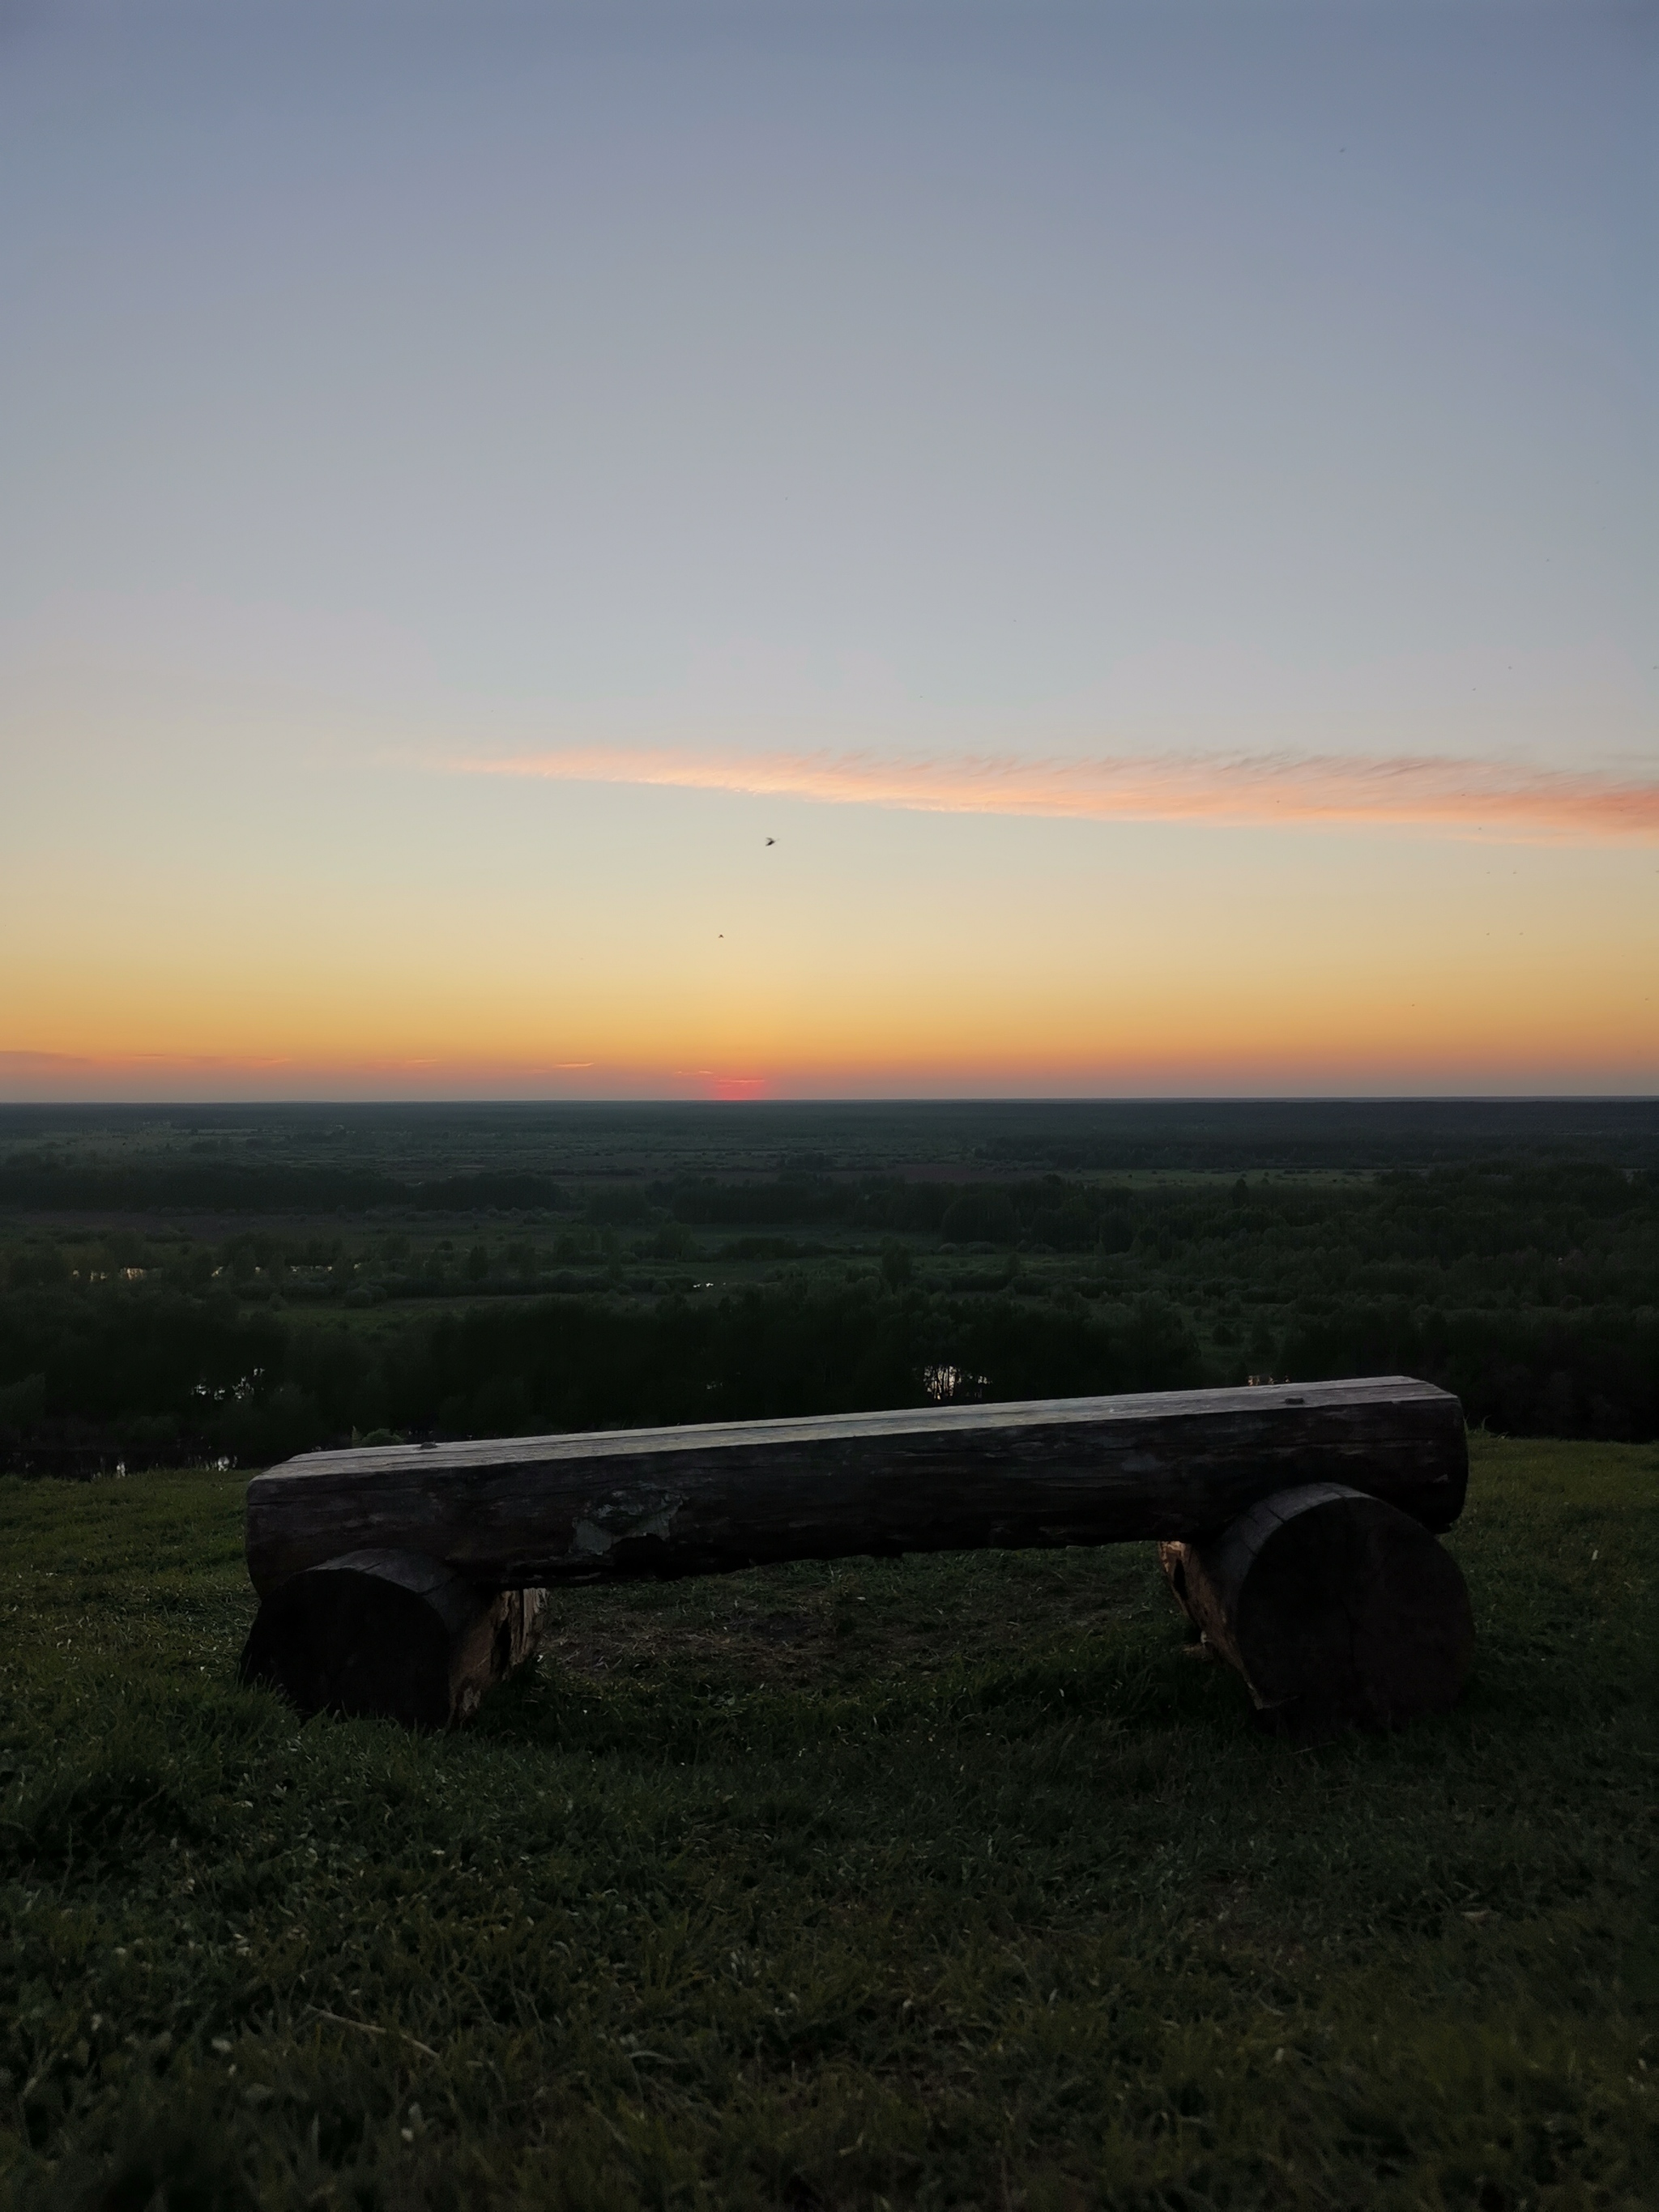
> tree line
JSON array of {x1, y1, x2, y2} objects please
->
[
  {"x1": 0, "y1": 1160, "x2": 571, "y2": 1215},
  {"x1": 0, "y1": 1161, "x2": 1653, "y2": 1468},
  {"x1": 0, "y1": 1275, "x2": 1653, "y2": 1474}
]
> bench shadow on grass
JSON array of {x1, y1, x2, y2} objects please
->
[{"x1": 467, "y1": 1543, "x2": 1240, "y2": 1764}]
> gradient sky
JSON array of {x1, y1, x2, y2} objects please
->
[{"x1": 2, "y1": 0, "x2": 1653, "y2": 1100}]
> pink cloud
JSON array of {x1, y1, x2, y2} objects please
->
[{"x1": 450, "y1": 744, "x2": 1659, "y2": 842}]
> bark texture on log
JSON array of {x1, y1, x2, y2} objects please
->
[
  {"x1": 1160, "y1": 1481, "x2": 1474, "y2": 1731},
  {"x1": 245, "y1": 1376, "x2": 1466, "y2": 1595},
  {"x1": 237, "y1": 1549, "x2": 544, "y2": 1728}
]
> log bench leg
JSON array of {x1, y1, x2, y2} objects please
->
[
  {"x1": 1160, "y1": 1481, "x2": 1473, "y2": 1733},
  {"x1": 238, "y1": 1549, "x2": 545, "y2": 1729}
]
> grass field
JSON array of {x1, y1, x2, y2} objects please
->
[{"x1": 1, "y1": 1438, "x2": 1653, "y2": 2210}]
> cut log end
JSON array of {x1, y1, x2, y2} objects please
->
[
  {"x1": 1161, "y1": 1482, "x2": 1473, "y2": 1733},
  {"x1": 238, "y1": 1549, "x2": 544, "y2": 1729}
]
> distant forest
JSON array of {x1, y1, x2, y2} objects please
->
[{"x1": 2, "y1": 1131, "x2": 1654, "y2": 1468}]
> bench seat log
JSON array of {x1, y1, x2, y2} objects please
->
[
  {"x1": 1160, "y1": 1482, "x2": 1475, "y2": 1731},
  {"x1": 245, "y1": 1376, "x2": 1465, "y2": 1596}
]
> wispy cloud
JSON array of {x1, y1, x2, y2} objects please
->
[{"x1": 448, "y1": 746, "x2": 1659, "y2": 842}]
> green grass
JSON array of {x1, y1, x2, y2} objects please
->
[{"x1": 1, "y1": 1438, "x2": 1653, "y2": 2210}]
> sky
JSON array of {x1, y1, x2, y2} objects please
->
[{"x1": 1, "y1": 0, "x2": 1653, "y2": 1101}]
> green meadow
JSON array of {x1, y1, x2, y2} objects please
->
[{"x1": 2, "y1": 1436, "x2": 1653, "y2": 2210}]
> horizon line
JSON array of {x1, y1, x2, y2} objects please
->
[{"x1": 2, "y1": 1092, "x2": 1656, "y2": 1110}]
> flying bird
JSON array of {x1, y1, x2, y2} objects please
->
[{"x1": 766, "y1": 837, "x2": 774, "y2": 846}]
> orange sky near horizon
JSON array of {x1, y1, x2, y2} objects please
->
[{"x1": 4, "y1": 784, "x2": 1653, "y2": 1099}]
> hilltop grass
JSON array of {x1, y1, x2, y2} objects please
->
[{"x1": 1, "y1": 1438, "x2": 1653, "y2": 2210}]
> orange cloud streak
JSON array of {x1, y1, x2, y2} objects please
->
[{"x1": 450, "y1": 745, "x2": 1659, "y2": 842}]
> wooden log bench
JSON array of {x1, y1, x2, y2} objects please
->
[{"x1": 239, "y1": 1375, "x2": 1473, "y2": 1733}]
